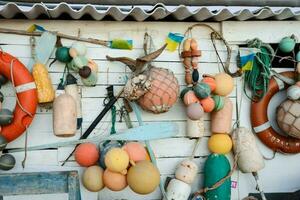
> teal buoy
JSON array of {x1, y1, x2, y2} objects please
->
[
  {"x1": 55, "y1": 47, "x2": 72, "y2": 63},
  {"x1": 204, "y1": 154, "x2": 231, "y2": 200},
  {"x1": 279, "y1": 36, "x2": 296, "y2": 53},
  {"x1": 0, "y1": 154, "x2": 16, "y2": 170},
  {"x1": 212, "y1": 95, "x2": 225, "y2": 111},
  {"x1": 180, "y1": 87, "x2": 192, "y2": 101},
  {"x1": 193, "y1": 83, "x2": 211, "y2": 99}
]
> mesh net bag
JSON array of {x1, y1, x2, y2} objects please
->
[
  {"x1": 138, "y1": 67, "x2": 179, "y2": 114},
  {"x1": 276, "y1": 99, "x2": 300, "y2": 138}
]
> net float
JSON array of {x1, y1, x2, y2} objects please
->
[
  {"x1": 127, "y1": 160, "x2": 160, "y2": 195},
  {"x1": 211, "y1": 97, "x2": 233, "y2": 134},
  {"x1": 214, "y1": 73, "x2": 234, "y2": 96},
  {"x1": 82, "y1": 166, "x2": 104, "y2": 192},
  {"x1": 74, "y1": 142, "x2": 99, "y2": 167},
  {"x1": 163, "y1": 178, "x2": 191, "y2": 200},
  {"x1": 53, "y1": 93, "x2": 77, "y2": 137},
  {"x1": 104, "y1": 147, "x2": 129, "y2": 174},
  {"x1": 175, "y1": 159, "x2": 198, "y2": 184}
]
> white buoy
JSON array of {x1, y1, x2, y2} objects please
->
[
  {"x1": 175, "y1": 159, "x2": 198, "y2": 184},
  {"x1": 187, "y1": 117, "x2": 204, "y2": 138},
  {"x1": 163, "y1": 179, "x2": 191, "y2": 200}
]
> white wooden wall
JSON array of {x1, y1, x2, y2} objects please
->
[{"x1": 0, "y1": 20, "x2": 300, "y2": 200}]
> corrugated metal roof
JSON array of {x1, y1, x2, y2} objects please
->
[{"x1": 0, "y1": 2, "x2": 299, "y2": 21}]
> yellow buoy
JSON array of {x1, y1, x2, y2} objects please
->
[
  {"x1": 208, "y1": 134, "x2": 232, "y2": 154},
  {"x1": 127, "y1": 160, "x2": 160, "y2": 195},
  {"x1": 82, "y1": 166, "x2": 104, "y2": 192},
  {"x1": 214, "y1": 73, "x2": 234, "y2": 96},
  {"x1": 104, "y1": 147, "x2": 129, "y2": 174}
]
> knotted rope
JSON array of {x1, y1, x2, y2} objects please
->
[{"x1": 244, "y1": 38, "x2": 274, "y2": 101}]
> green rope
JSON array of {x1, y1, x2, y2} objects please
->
[
  {"x1": 110, "y1": 105, "x2": 116, "y2": 135},
  {"x1": 244, "y1": 38, "x2": 273, "y2": 101},
  {"x1": 102, "y1": 105, "x2": 117, "y2": 147}
]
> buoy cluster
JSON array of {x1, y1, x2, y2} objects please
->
[
  {"x1": 0, "y1": 76, "x2": 15, "y2": 171},
  {"x1": 204, "y1": 73, "x2": 234, "y2": 200},
  {"x1": 75, "y1": 142, "x2": 160, "y2": 194},
  {"x1": 55, "y1": 42, "x2": 98, "y2": 86},
  {"x1": 180, "y1": 38, "x2": 234, "y2": 139},
  {"x1": 180, "y1": 37, "x2": 234, "y2": 200}
]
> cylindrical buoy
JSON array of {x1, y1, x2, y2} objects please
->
[
  {"x1": 53, "y1": 93, "x2": 77, "y2": 137},
  {"x1": 204, "y1": 154, "x2": 231, "y2": 200},
  {"x1": 186, "y1": 117, "x2": 204, "y2": 138},
  {"x1": 175, "y1": 159, "x2": 198, "y2": 184},
  {"x1": 232, "y1": 127, "x2": 265, "y2": 173},
  {"x1": 163, "y1": 179, "x2": 191, "y2": 200},
  {"x1": 211, "y1": 97, "x2": 233, "y2": 134},
  {"x1": 65, "y1": 73, "x2": 82, "y2": 129},
  {"x1": 32, "y1": 63, "x2": 55, "y2": 103}
]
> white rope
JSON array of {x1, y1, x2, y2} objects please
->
[{"x1": 10, "y1": 59, "x2": 33, "y2": 118}]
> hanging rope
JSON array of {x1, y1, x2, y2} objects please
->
[
  {"x1": 178, "y1": 23, "x2": 242, "y2": 77},
  {"x1": 193, "y1": 153, "x2": 238, "y2": 197},
  {"x1": 244, "y1": 38, "x2": 273, "y2": 101}
]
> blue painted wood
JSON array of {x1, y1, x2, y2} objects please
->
[
  {"x1": 10, "y1": 122, "x2": 179, "y2": 152},
  {"x1": 0, "y1": 171, "x2": 81, "y2": 200}
]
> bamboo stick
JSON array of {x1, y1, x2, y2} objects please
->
[{"x1": 0, "y1": 27, "x2": 109, "y2": 47}]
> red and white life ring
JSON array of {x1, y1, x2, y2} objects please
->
[
  {"x1": 251, "y1": 71, "x2": 299, "y2": 153},
  {"x1": 0, "y1": 51, "x2": 38, "y2": 142}
]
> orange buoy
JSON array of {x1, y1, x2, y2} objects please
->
[
  {"x1": 75, "y1": 143, "x2": 99, "y2": 167},
  {"x1": 0, "y1": 51, "x2": 38, "y2": 142}
]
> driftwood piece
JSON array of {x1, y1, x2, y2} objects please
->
[
  {"x1": 0, "y1": 27, "x2": 108, "y2": 47},
  {"x1": 106, "y1": 44, "x2": 167, "y2": 74}
]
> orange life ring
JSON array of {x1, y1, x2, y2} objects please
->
[
  {"x1": 251, "y1": 71, "x2": 299, "y2": 153},
  {"x1": 0, "y1": 51, "x2": 38, "y2": 142}
]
